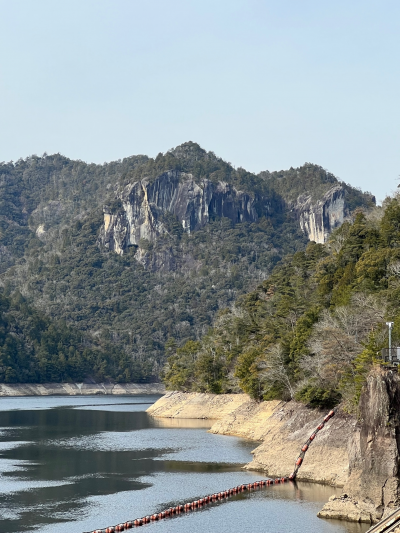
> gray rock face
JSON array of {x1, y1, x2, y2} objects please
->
[
  {"x1": 293, "y1": 185, "x2": 346, "y2": 244},
  {"x1": 318, "y1": 367, "x2": 400, "y2": 523},
  {"x1": 100, "y1": 171, "x2": 260, "y2": 254},
  {"x1": 100, "y1": 171, "x2": 356, "y2": 255}
]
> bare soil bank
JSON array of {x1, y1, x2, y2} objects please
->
[
  {"x1": 147, "y1": 390, "x2": 355, "y2": 487},
  {"x1": 0, "y1": 383, "x2": 165, "y2": 396}
]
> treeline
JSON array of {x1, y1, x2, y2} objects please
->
[{"x1": 164, "y1": 197, "x2": 400, "y2": 411}]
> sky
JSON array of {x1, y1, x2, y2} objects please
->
[{"x1": 0, "y1": 0, "x2": 399, "y2": 202}]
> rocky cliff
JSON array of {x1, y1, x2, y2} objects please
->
[
  {"x1": 100, "y1": 171, "x2": 261, "y2": 254},
  {"x1": 294, "y1": 185, "x2": 346, "y2": 244},
  {"x1": 100, "y1": 170, "x2": 369, "y2": 255},
  {"x1": 319, "y1": 367, "x2": 400, "y2": 523}
]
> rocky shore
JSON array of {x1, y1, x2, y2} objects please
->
[
  {"x1": 147, "y1": 391, "x2": 354, "y2": 487},
  {"x1": 0, "y1": 382, "x2": 165, "y2": 396},
  {"x1": 147, "y1": 369, "x2": 400, "y2": 525}
]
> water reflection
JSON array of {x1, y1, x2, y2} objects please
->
[{"x1": 0, "y1": 396, "x2": 369, "y2": 533}]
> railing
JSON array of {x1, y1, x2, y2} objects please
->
[
  {"x1": 381, "y1": 348, "x2": 400, "y2": 364},
  {"x1": 366, "y1": 506, "x2": 400, "y2": 532}
]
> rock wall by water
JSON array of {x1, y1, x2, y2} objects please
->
[
  {"x1": 0, "y1": 383, "x2": 165, "y2": 396},
  {"x1": 319, "y1": 367, "x2": 400, "y2": 523}
]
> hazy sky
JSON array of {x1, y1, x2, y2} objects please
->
[{"x1": 1, "y1": 0, "x2": 399, "y2": 201}]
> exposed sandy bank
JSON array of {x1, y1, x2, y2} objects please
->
[
  {"x1": 146, "y1": 390, "x2": 251, "y2": 419},
  {"x1": 147, "y1": 391, "x2": 355, "y2": 487},
  {"x1": 0, "y1": 382, "x2": 165, "y2": 396}
]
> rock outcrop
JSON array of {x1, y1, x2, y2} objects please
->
[
  {"x1": 100, "y1": 164, "x2": 375, "y2": 258},
  {"x1": 294, "y1": 185, "x2": 346, "y2": 244},
  {"x1": 100, "y1": 171, "x2": 260, "y2": 254},
  {"x1": 319, "y1": 367, "x2": 400, "y2": 523},
  {"x1": 100, "y1": 172, "x2": 364, "y2": 258}
]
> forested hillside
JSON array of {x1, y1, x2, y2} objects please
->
[
  {"x1": 0, "y1": 143, "x2": 374, "y2": 383},
  {"x1": 0, "y1": 290, "x2": 149, "y2": 383},
  {"x1": 164, "y1": 198, "x2": 400, "y2": 412}
]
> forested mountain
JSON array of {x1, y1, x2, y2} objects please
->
[
  {"x1": 164, "y1": 198, "x2": 400, "y2": 412},
  {"x1": 0, "y1": 142, "x2": 374, "y2": 383}
]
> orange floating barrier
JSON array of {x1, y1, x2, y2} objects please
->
[{"x1": 88, "y1": 410, "x2": 336, "y2": 533}]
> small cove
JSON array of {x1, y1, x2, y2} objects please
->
[{"x1": 0, "y1": 395, "x2": 369, "y2": 533}]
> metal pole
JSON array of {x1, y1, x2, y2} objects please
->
[{"x1": 386, "y1": 322, "x2": 394, "y2": 362}]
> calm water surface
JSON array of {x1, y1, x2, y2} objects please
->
[{"x1": 0, "y1": 395, "x2": 369, "y2": 533}]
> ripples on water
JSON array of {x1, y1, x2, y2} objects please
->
[{"x1": 0, "y1": 395, "x2": 369, "y2": 533}]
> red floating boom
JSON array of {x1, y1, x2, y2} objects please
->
[
  {"x1": 85, "y1": 409, "x2": 336, "y2": 532},
  {"x1": 289, "y1": 408, "x2": 336, "y2": 480}
]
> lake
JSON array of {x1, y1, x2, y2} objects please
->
[{"x1": 0, "y1": 395, "x2": 369, "y2": 533}]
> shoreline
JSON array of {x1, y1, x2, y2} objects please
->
[
  {"x1": 147, "y1": 391, "x2": 355, "y2": 488},
  {"x1": 0, "y1": 382, "x2": 166, "y2": 396}
]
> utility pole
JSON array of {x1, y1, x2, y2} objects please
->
[{"x1": 386, "y1": 322, "x2": 394, "y2": 361}]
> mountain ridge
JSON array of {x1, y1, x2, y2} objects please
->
[{"x1": 0, "y1": 142, "x2": 375, "y2": 383}]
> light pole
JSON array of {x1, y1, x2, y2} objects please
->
[{"x1": 386, "y1": 322, "x2": 394, "y2": 361}]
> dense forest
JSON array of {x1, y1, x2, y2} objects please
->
[
  {"x1": 164, "y1": 198, "x2": 400, "y2": 412},
  {"x1": 0, "y1": 143, "x2": 374, "y2": 384},
  {"x1": 0, "y1": 290, "x2": 150, "y2": 383}
]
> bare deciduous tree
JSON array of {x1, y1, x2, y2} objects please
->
[
  {"x1": 300, "y1": 293, "x2": 386, "y2": 390},
  {"x1": 259, "y1": 344, "x2": 295, "y2": 400}
]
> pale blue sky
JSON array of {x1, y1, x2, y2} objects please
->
[{"x1": 0, "y1": 0, "x2": 399, "y2": 201}]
